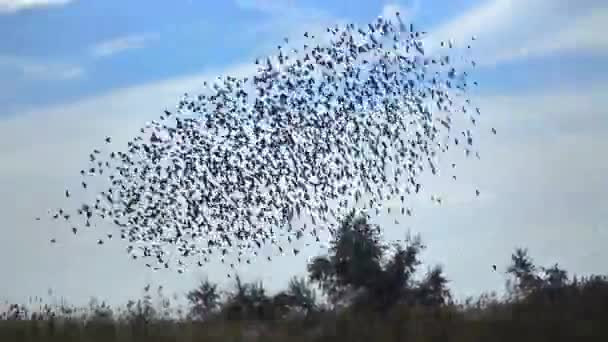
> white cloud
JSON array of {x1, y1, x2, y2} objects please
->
[
  {"x1": 428, "y1": 0, "x2": 608, "y2": 66},
  {"x1": 90, "y1": 33, "x2": 159, "y2": 58},
  {"x1": 0, "y1": 0, "x2": 73, "y2": 14},
  {"x1": 0, "y1": 55, "x2": 84, "y2": 80}
]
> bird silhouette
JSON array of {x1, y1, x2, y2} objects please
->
[{"x1": 40, "y1": 14, "x2": 486, "y2": 272}]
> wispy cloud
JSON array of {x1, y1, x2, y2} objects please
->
[
  {"x1": 428, "y1": 0, "x2": 608, "y2": 66},
  {"x1": 523, "y1": 7, "x2": 608, "y2": 59},
  {"x1": 0, "y1": 0, "x2": 73, "y2": 14},
  {"x1": 90, "y1": 33, "x2": 159, "y2": 58},
  {"x1": 0, "y1": 55, "x2": 84, "y2": 80}
]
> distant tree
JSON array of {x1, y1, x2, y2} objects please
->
[
  {"x1": 541, "y1": 263, "x2": 568, "y2": 289},
  {"x1": 87, "y1": 297, "x2": 114, "y2": 322},
  {"x1": 186, "y1": 278, "x2": 221, "y2": 320},
  {"x1": 506, "y1": 248, "x2": 542, "y2": 297},
  {"x1": 271, "y1": 276, "x2": 318, "y2": 318},
  {"x1": 123, "y1": 285, "x2": 157, "y2": 323},
  {"x1": 307, "y1": 211, "x2": 447, "y2": 312},
  {"x1": 223, "y1": 275, "x2": 273, "y2": 320},
  {"x1": 416, "y1": 265, "x2": 451, "y2": 306},
  {"x1": 386, "y1": 233, "x2": 426, "y2": 303},
  {"x1": 506, "y1": 248, "x2": 578, "y2": 305},
  {"x1": 5, "y1": 304, "x2": 28, "y2": 320},
  {"x1": 155, "y1": 285, "x2": 173, "y2": 320},
  {"x1": 286, "y1": 276, "x2": 317, "y2": 313},
  {"x1": 308, "y1": 210, "x2": 385, "y2": 306},
  {"x1": 360, "y1": 234, "x2": 424, "y2": 311},
  {"x1": 307, "y1": 255, "x2": 337, "y2": 300}
]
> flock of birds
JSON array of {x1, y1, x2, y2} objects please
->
[{"x1": 40, "y1": 14, "x2": 494, "y2": 274}]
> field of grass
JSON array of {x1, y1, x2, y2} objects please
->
[{"x1": 2, "y1": 279, "x2": 607, "y2": 342}]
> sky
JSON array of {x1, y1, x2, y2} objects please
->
[{"x1": 1, "y1": 0, "x2": 607, "y2": 308}]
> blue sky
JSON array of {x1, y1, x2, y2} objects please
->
[
  {"x1": 2, "y1": 0, "x2": 605, "y2": 113},
  {"x1": 1, "y1": 0, "x2": 608, "y2": 307}
]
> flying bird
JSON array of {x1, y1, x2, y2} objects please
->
[{"x1": 40, "y1": 15, "x2": 487, "y2": 273}]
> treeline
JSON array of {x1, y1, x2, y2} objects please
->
[{"x1": 2, "y1": 211, "x2": 608, "y2": 341}]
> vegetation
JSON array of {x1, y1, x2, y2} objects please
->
[{"x1": 3, "y1": 211, "x2": 608, "y2": 341}]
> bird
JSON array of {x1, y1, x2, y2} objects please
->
[{"x1": 40, "y1": 14, "x2": 487, "y2": 273}]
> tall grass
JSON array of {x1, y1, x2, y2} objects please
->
[{"x1": 2, "y1": 276, "x2": 607, "y2": 342}]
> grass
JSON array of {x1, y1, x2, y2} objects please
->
[{"x1": 2, "y1": 287, "x2": 607, "y2": 342}]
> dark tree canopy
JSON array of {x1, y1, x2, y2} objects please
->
[{"x1": 307, "y1": 211, "x2": 450, "y2": 311}]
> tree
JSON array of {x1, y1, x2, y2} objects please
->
[
  {"x1": 506, "y1": 248, "x2": 542, "y2": 297},
  {"x1": 361, "y1": 234, "x2": 426, "y2": 311},
  {"x1": 272, "y1": 276, "x2": 318, "y2": 317},
  {"x1": 287, "y1": 276, "x2": 317, "y2": 312},
  {"x1": 416, "y1": 265, "x2": 451, "y2": 306},
  {"x1": 308, "y1": 210, "x2": 385, "y2": 306},
  {"x1": 506, "y1": 248, "x2": 574, "y2": 304},
  {"x1": 122, "y1": 285, "x2": 157, "y2": 324},
  {"x1": 307, "y1": 211, "x2": 446, "y2": 312},
  {"x1": 307, "y1": 256, "x2": 337, "y2": 300},
  {"x1": 223, "y1": 275, "x2": 273, "y2": 320},
  {"x1": 87, "y1": 297, "x2": 114, "y2": 322},
  {"x1": 386, "y1": 233, "x2": 426, "y2": 302},
  {"x1": 541, "y1": 263, "x2": 568, "y2": 289},
  {"x1": 186, "y1": 278, "x2": 221, "y2": 320}
]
